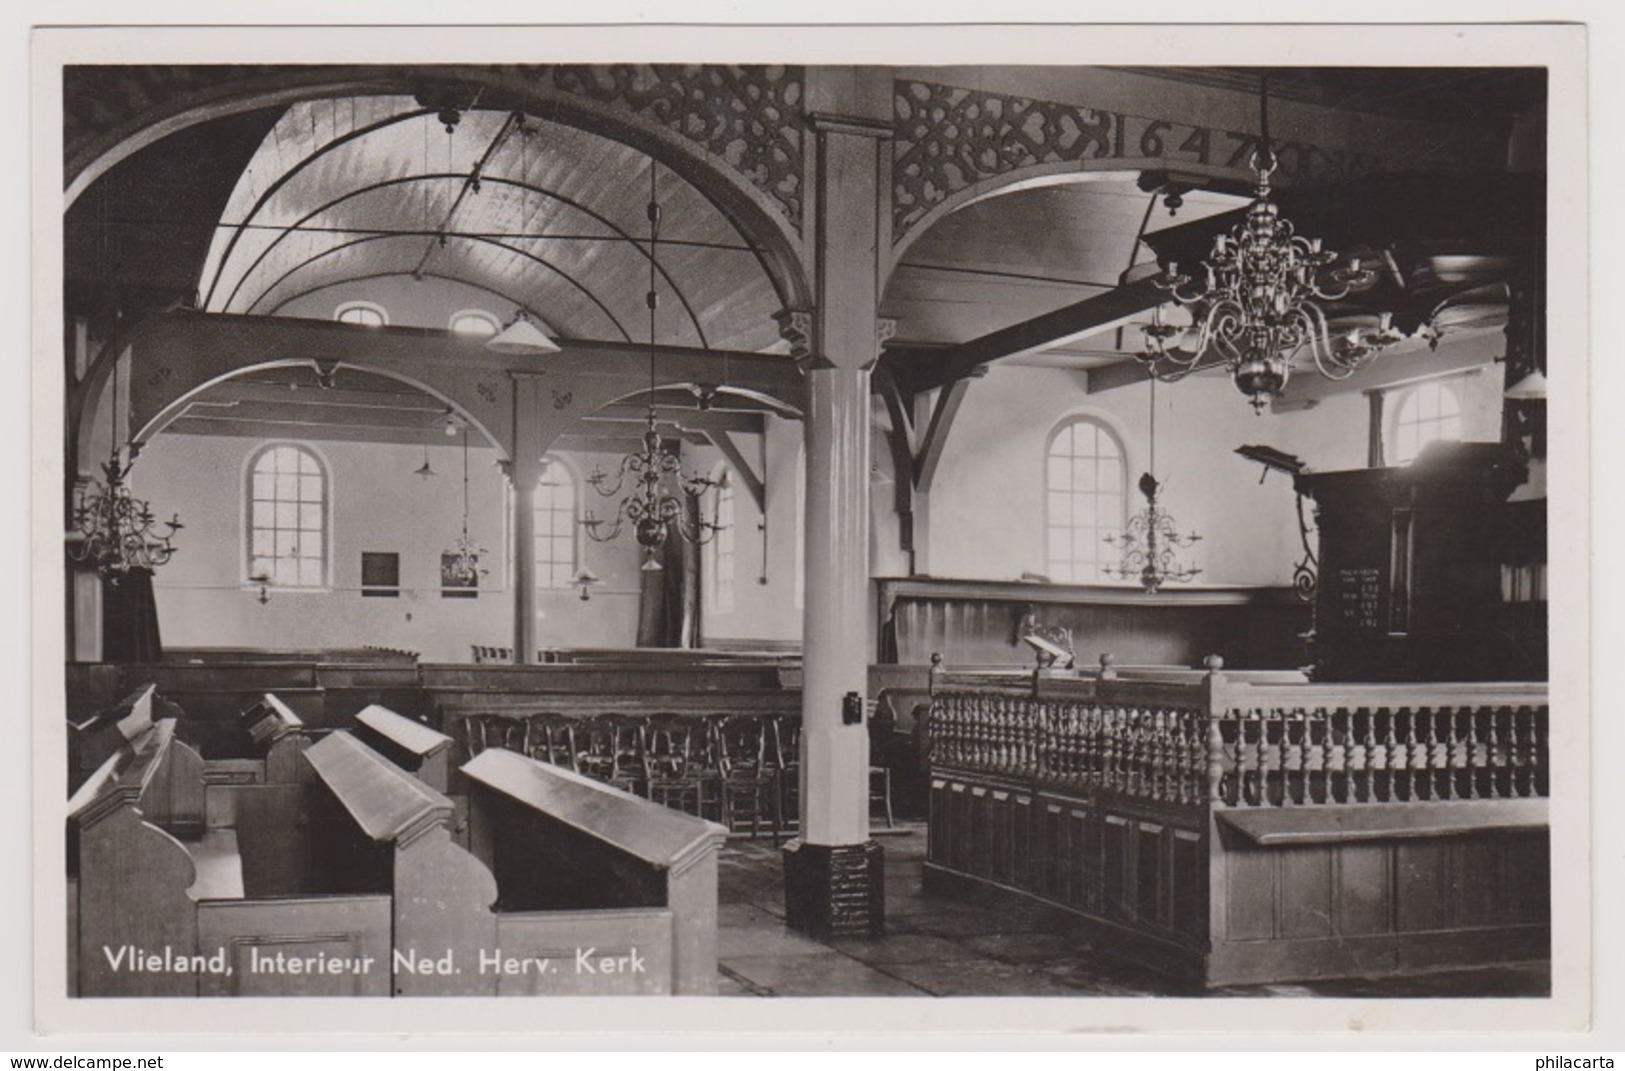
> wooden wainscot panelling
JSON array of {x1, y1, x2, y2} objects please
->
[
  {"x1": 195, "y1": 897, "x2": 392, "y2": 997},
  {"x1": 490, "y1": 910, "x2": 673, "y2": 997},
  {"x1": 1332, "y1": 842, "x2": 1391, "y2": 937}
]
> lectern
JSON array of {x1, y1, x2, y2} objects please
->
[{"x1": 1295, "y1": 441, "x2": 1543, "y2": 682}]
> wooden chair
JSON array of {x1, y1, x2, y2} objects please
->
[
  {"x1": 522, "y1": 713, "x2": 577, "y2": 771},
  {"x1": 869, "y1": 765, "x2": 896, "y2": 830},
  {"x1": 574, "y1": 715, "x2": 645, "y2": 796},
  {"x1": 771, "y1": 714, "x2": 801, "y2": 833},
  {"x1": 643, "y1": 716, "x2": 717, "y2": 818},
  {"x1": 716, "y1": 715, "x2": 779, "y2": 842}
]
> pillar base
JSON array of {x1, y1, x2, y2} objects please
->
[{"x1": 782, "y1": 838, "x2": 884, "y2": 939}]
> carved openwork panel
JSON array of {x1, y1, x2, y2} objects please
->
[
  {"x1": 66, "y1": 64, "x2": 807, "y2": 230},
  {"x1": 892, "y1": 78, "x2": 1386, "y2": 241},
  {"x1": 537, "y1": 64, "x2": 806, "y2": 228}
]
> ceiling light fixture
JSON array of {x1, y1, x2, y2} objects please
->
[
  {"x1": 485, "y1": 117, "x2": 561, "y2": 356},
  {"x1": 1140, "y1": 76, "x2": 1394, "y2": 411},
  {"x1": 581, "y1": 162, "x2": 723, "y2": 568},
  {"x1": 1104, "y1": 379, "x2": 1201, "y2": 593},
  {"x1": 68, "y1": 347, "x2": 183, "y2": 582},
  {"x1": 441, "y1": 422, "x2": 487, "y2": 589}
]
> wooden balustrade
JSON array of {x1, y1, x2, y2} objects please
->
[
  {"x1": 929, "y1": 674, "x2": 1549, "y2": 813},
  {"x1": 923, "y1": 660, "x2": 1551, "y2": 987}
]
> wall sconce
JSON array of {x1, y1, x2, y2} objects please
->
[
  {"x1": 249, "y1": 572, "x2": 271, "y2": 605},
  {"x1": 571, "y1": 567, "x2": 603, "y2": 602}
]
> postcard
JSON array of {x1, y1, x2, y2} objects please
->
[{"x1": 28, "y1": 18, "x2": 1595, "y2": 1044}]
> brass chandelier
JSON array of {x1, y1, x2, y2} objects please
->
[
  {"x1": 581, "y1": 164, "x2": 722, "y2": 566},
  {"x1": 69, "y1": 357, "x2": 182, "y2": 582},
  {"x1": 1104, "y1": 380, "x2": 1201, "y2": 593},
  {"x1": 441, "y1": 422, "x2": 487, "y2": 587},
  {"x1": 1140, "y1": 76, "x2": 1396, "y2": 411}
]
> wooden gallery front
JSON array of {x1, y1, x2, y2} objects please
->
[{"x1": 59, "y1": 62, "x2": 1553, "y2": 998}]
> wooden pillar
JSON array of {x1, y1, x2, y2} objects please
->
[
  {"x1": 508, "y1": 374, "x2": 545, "y2": 666},
  {"x1": 780, "y1": 96, "x2": 891, "y2": 939}
]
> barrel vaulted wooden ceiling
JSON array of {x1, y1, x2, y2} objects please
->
[
  {"x1": 197, "y1": 97, "x2": 780, "y2": 352},
  {"x1": 65, "y1": 68, "x2": 1546, "y2": 445}
]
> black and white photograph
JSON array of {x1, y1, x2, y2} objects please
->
[{"x1": 28, "y1": 18, "x2": 1598, "y2": 1042}]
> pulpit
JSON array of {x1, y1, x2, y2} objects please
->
[{"x1": 1296, "y1": 441, "x2": 1543, "y2": 682}]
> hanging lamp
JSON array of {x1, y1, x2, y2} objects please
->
[
  {"x1": 486, "y1": 116, "x2": 560, "y2": 355},
  {"x1": 1104, "y1": 379, "x2": 1202, "y2": 592},
  {"x1": 68, "y1": 334, "x2": 183, "y2": 583},
  {"x1": 580, "y1": 162, "x2": 723, "y2": 567},
  {"x1": 1140, "y1": 75, "x2": 1394, "y2": 411},
  {"x1": 440, "y1": 423, "x2": 487, "y2": 589}
]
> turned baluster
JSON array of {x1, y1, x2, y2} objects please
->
[
  {"x1": 1421, "y1": 708, "x2": 1441, "y2": 801},
  {"x1": 1437, "y1": 707, "x2": 1457, "y2": 801},
  {"x1": 1404, "y1": 708, "x2": 1424, "y2": 802},
  {"x1": 1380, "y1": 709, "x2": 1400, "y2": 802},
  {"x1": 1463, "y1": 707, "x2": 1481, "y2": 800},
  {"x1": 1144, "y1": 710, "x2": 1159, "y2": 799},
  {"x1": 1328, "y1": 707, "x2": 1348, "y2": 804},
  {"x1": 1207, "y1": 718, "x2": 1226, "y2": 804},
  {"x1": 1131, "y1": 710, "x2": 1148, "y2": 798},
  {"x1": 1299, "y1": 709, "x2": 1318, "y2": 804},
  {"x1": 1169, "y1": 710, "x2": 1188, "y2": 805},
  {"x1": 1253, "y1": 709, "x2": 1270, "y2": 806},
  {"x1": 1150, "y1": 708, "x2": 1163, "y2": 799},
  {"x1": 1103, "y1": 709, "x2": 1121, "y2": 794},
  {"x1": 1485, "y1": 707, "x2": 1504, "y2": 799},
  {"x1": 1087, "y1": 704, "x2": 1104, "y2": 790},
  {"x1": 1123, "y1": 709, "x2": 1140, "y2": 796}
]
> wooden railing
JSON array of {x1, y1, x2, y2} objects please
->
[
  {"x1": 1207, "y1": 693, "x2": 1549, "y2": 808},
  {"x1": 928, "y1": 661, "x2": 1549, "y2": 811},
  {"x1": 922, "y1": 657, "x2": 1551, "y2": 987}
]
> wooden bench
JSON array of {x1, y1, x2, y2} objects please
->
[
  {"x1": 69, "y1": 717, "x2": 247, "y2": 996},
  {"x1": 302, "y1": 731, "x2": 493, "y2": 997},
  {"x1": 463, "y1": 748, "x2": 727, "y2": 995},
  {"x1": 351, "y1": 704, "x2": 453, "y2": 793},
  {"x1": 67, "y1": 683, "x2": 156, "y2": 794}
]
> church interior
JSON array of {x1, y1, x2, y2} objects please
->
[{"x1": 60, "y1": 62, "x2": 1552, "y2": 999}]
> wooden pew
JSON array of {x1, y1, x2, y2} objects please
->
[
  {"x1": 462, "y1": 748, "x2": 727, "y2": 995},
  {"x1": 69, "y1": 718, "x2": 246, "y2": 996},
  {"x1": 302, "y1": 731, "x2": 495, "y2": 996},
  {"x1": 351, "y1": 704, "x2": 453, "y2": 794},
  {"x1": 67, "y1": 683, "x2": 156, "y2": 794}
]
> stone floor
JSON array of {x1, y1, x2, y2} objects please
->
[{"x1": 713, "y1": 822, "x2": 1551, "y2": 998}]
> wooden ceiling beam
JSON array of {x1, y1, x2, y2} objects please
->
[
  {"x1": 143, "y1": 310, "x2": 805, "y2": 396},
  {"x1": 701, "y1": 429, "x2": 767, "y2": 514},
  {"x1": 881, "y1": 276, "x2": 1166, "y2": 396},
  {"x1": 583, "y1": 409, "x2": 763, "y2": 436}
]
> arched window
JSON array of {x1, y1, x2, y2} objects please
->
[
  {"x1": 1045, "y1": 417, "x2": 1127, "y2": 583},
  {"x1": 706, "y1": 466, "x2": 736, "y2": 615},
  {"x1": 334, "y1": 300, "x2": 387, "y2": 327},
  {"x1": 246, "y1": 443, "x2": 328, "y2": 588},
  {"x1": 449, "y1": 309, "x2": 500, "y2": 337},
  {"x1": 1389, "y1": 379, "x2": 1463, "y2": 465},
  {"x1": 533, "y1": 458, "x2": 577, "y2": 588}
]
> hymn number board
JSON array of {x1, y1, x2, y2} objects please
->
[{"x1": 1336, "y1": 566, "x2": 1384, "y2": 634}]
